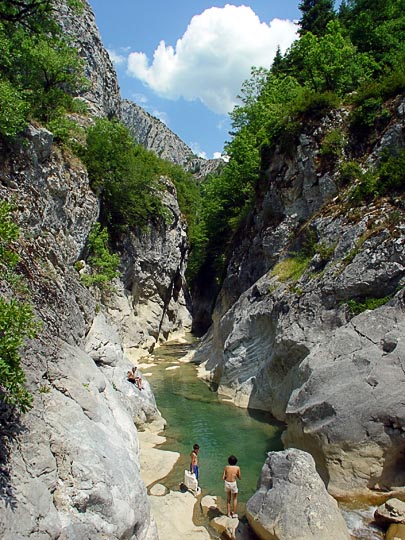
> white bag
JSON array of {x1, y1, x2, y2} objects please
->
[{"x1": 184, "y1": 469, "x2": 198, "y2": 491}]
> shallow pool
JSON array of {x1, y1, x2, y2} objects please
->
[{"x1": 146, "y1": 339, "x2": 284, "y2": 508}]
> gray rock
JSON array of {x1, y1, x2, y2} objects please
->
[
  {"x1": 120, "y1": 99, "x2": 224, "y2": 179},
  {"x1": 24, "y1": 125, "x2": 54, "y2": 163},
  {"x1": 196, "y1": 96, "x2": 405, "y2": 498},
  {"x1": 55, "y1": 0, "x2": 121, "y2": 119},
  {"x1": 246, "y1": 449, "x2": 351, "y2": 540},
  {"x1": 374, "y1": 498, "x2": 405, "y2": 527},
  {"x1": 110, "y1": 176, "x2": 192, "y2": 359}
]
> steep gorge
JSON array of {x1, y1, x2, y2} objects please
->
[{"x1": 0, "y1": 0, "x2": 405, "y2": 539}]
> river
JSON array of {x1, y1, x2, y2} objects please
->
[{"x1": 142, "y1": 336, "x2": 384, "y2": 540}]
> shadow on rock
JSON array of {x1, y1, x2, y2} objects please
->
[{"x1": 0, "y1": 398, "x2": 26, "y2": 510}]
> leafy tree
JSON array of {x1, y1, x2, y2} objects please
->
[
  {"x1": 0, "y1": 79, "x2": 29, "y2": 137},
  {"x1": 286, "y1": 21, "x2": 376, "y2": 94},
  {"x1": 298, "y1": 0, "x2": 335, "y2": 36},
  {"x1": 0, "y1": 0, "x2": 85, "y2": 138},
  {"x1": 0, "y1": 201, "x2": 37, "y2": 412},
  {"x1": 82, "y1": 118, "x2": 200, "y2": 238},
  {"x1": 339, "y1": 0, "x2": 405, "y2": 66}
]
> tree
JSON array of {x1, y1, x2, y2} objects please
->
[
  {"x1": 338, "y1": 0, "x2": 405, "y2": 66},
  {"x1": 286, "y1": 21, "x2": 376, "y2": 94},
  {"x1": 298, "y1": 0, "x2": 335, "y2": 36}
]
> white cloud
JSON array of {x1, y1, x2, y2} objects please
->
[
  {"x1": 190, "y1": 142, "x2": 207, "y2": 159},
  {"x1": 107, "y1": 48, "x2": 126, "y2": 66},
  {"x1": 127, "y1": 5, "x2": 298, "y2": 115}
]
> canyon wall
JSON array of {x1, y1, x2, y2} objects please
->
[{"x1": 197, "y1": 98, "x2": 405, "y2": 500}]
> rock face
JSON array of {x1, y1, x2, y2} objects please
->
[
  {"x1": 120, "y1": 99, "x2": 224, "y2": 179},
  {"x1": 0, "y1": 124, "x2": 164, "y2": 539},
  {"x1": 196, "y1": 96, "x2": 405, "y2": 498},
  {"x1": 56, "y1": 0, "x2": 121, "y2": 118},
  {"x1": 246, "y1": 449, "x2": 351, "y2": 540},
  {"x1": 108, "y1": 177, "x2": 192, "y2": 360},
  {"x1": 0, "y1": 2, "x2": 193, "y2": 537}
]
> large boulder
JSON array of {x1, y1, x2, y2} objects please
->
[
  {"x1": 283, "y1": 297, "x2": 405, "y2": 498},
  {"x1": 246, "y1": 449, "x2": 351, "y2": 540}
]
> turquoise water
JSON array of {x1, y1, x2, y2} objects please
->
[
  {"x1": 145, "y1": 339, "x2": 383, "y2": 539},
  {"x1": 146, "y1": 339, "x2": 284, "y2": 507}
]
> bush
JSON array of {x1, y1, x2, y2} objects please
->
[
  {"x1": 338, "y1": 161, "x2": 362, "y2": 186},
  {"x1": 0, "y1": 201, "x2": 37, "y2": 412},
  {"x1": 82, "y1": 119, "x2": 167, "y2": 233},
  {"x1": 347, "y1": 296, "x2": 390, "y2": 315},
  {"x1": 80, "y1": 223, "x2": 120, "y2": 289},
  {"x1": 0, "y1": 79, "x2": 29, "y2": 137},
  {"x1": 292, "y1": 90, "x2": 340, "y2": 119},
  {"x1": 377, "y1": 148, "x2": 405, "y2": 193},
  {"x1": 349, "y1": 169, "x2": 379, "y2": 203},
  {"x1": 320, "y1": 128, "x2": 345, "y2": 161}
]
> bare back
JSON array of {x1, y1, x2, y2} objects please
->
[{"x1": 223, "y1": 465, "x2": 241, "y2": 482}]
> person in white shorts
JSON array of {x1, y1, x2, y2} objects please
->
[{"x1": 222, "y1": 455, "x2": 241, "y2": 518}]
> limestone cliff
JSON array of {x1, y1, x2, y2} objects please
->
[
  {"x1": 0, "y1": 0, "x2": 192, "y2": 538},
  {"x1": 121, "y1": 99, "x2": 224, "y2": 179},
  {"x1": 197, "y1": 96, "x2": 405, "y2": 500}
]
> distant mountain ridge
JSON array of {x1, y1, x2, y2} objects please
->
[{"x1": 121, "y1": 99, "x2": 224, "y2": 179}]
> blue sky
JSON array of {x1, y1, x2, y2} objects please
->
[{"x1": 87, "y1": 1, "x2": 302, "y2": 159}]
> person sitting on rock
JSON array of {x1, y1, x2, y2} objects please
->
[
  {"x1": 127, "y1": 366, "x2": 143, "y2": 390},
  {"x1": 222, "y1": 455, "x2": 241, "y2": 518}
]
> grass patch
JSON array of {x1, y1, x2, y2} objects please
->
[
  {"x1": 271, "y1": 254, "x2": 312, "y2": 283},
  {"x1": 346, "y1": 296, "x2": 391, "y2": 315}
]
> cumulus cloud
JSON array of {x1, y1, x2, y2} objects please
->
[{"x1": 127, "y1": 4, "x2": 298, "y2": 114}]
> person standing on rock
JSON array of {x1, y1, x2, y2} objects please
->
[
  {"x1": 223, "y1": 455, "x2": 241, "y2": 518},
  {"x1": 190, "y1": 443, "x2": 200, "y2": 480}
]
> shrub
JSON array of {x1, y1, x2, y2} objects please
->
[
  {"x1": 0, "y1": 79, "x2": 29, "y2": 137},
  {"x1": 349, "y1": 169, "x2": 379, "y2": 203},
  {"x1": 338, "y1": 161, "x2": 362, "y2": 186},
  {"x1": 82, "y1": 119, "x2": 168, "y2": 233},
  {"x1": 377, "y1": 148, "x2": 405, "y2": 193},
  {"x1": 80, "y1": 223, "x2": 120, "y2": 289},
  {"x1": 0, "y1": 201, "x2": 37, "y2": 412},
  {"x1": 292, "y1": 90, "x2": 340, "y2": 119},
  {"x1": 346, "y1": 296, "x2": 390, "y2": 315},
  {"x1": 320, "y1": 128, "x2": 345, "y2": 161}
]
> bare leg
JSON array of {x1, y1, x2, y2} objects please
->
[
  {"x1": 233, "y1": 493, "x2": 238, "y2": 516},
  {"x1": 226, "y1": 492, "x2": 231, "y2": 517}
]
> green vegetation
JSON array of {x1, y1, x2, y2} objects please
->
[
  {"x1": 346, "y1": 295, "x2": 391, "y2": 315},
  {"x1": 0, "y1": 0, "x2": 85, "y2": 139},
  {"x1": 0, "y1": 201, "x2": 37, "y2": 412},
  {"x1": 80, "y1": 223, "x2": 120, "y2": 289},
  {"x1": 350, "y1": 148, "x2": 405, "y2": 203},
  {"x1": 271, "y1": 255, "x2": 312, "y2": 283},
  {"x1": 189, "y1": 0, "x2": 405, "y2": 292},
  {"x1": 80, "y1": 118, "x2": 199, "y2": 237}
]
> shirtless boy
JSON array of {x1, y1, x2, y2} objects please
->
[
  {"x1": 190, "y1": 443, "x2": 200, "y2": 480},
  {"x1": 222, "y1": 455, "x2": 241, "y2": 518}
]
